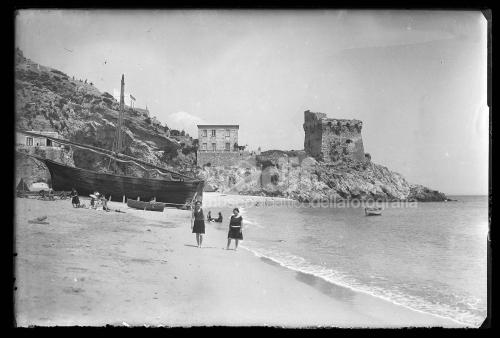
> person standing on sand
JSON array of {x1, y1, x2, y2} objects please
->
[
  {"x1": 191, "y1": 201, "x2": 205, "y2": 248},
  {"x1": 70, "y1": 188, "x2": 80, "y2": 208},
  {"x1": 227, "y1": 208, "x2": 243, "y2": 250}
]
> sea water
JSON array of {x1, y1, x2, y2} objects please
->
[{"x1": 209, "y1": 196, "x2": 488, "y2": 327}]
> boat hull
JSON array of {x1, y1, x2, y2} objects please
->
[
  {"x1": 365, "y1": 208, "x2": 383, "y2": 216},
  {"x1": 42, "y1": 159, "x2": 203, "y2": 205},
  {"x1": 127, "y1": 199, "x2": 165, "y2": 212}
]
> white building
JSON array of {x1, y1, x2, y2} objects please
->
[{"x1": 16, "y1": 131, "x2": 62, "y2": 148}]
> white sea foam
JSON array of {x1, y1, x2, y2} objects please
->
[
  {"x1": 240, "y1": 245, "x2": 483, "y2": 327},
  {"x1": 242, "y1": 217, "x2": 265, "y2": 229}
]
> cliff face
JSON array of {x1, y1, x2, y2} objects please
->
[
  {"x1": 15, "y1": 48, "x2": 197, "y2": 179},
  {"x1": 201, "y1": 155, "x2": 448, "y2": 202}
]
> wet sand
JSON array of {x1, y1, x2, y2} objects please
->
[{"x1": 14, "y1": 196, "x2": 465, "y2": 327}]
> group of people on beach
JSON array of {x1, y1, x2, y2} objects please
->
[
  {"x1": 70, "y1": 188, "x2": 110, "y2": 211},
  {"x1": 206, "y1": 211, "x2": 223, "y2": 223},
  {"x1": 191, "y1": 201, "x2": 243, "y2": 250}
]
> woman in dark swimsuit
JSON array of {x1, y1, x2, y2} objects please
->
[
  {"x1": 191, "y1": 201, "x2": 205, "y2": 248},
  {"x1": 70, "y1": 188, "x2": 80, "y2": 207},
  {"x1": 227, "y1": 208, "x2": 243, "y2": 250}
]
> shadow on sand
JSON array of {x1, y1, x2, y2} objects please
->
[{"x1": 183, "y1": 244, "x2": 218, "y2": 249}]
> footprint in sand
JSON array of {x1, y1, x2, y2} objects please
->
[
  {"x1": 66, "y1": 267, "x2": 88, "y2": 272},
  {"x1": 63, "y1": 286, "x2": 85, "y2": 294}
]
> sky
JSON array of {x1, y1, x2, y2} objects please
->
[{"x1": 15, "y1": 10, "x2": 488, "y2": 195}]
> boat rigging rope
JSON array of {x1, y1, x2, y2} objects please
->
[
  {"x1": 66, "y1": 145, "x2": 174, "y2": 177},
  {"x1": 17, "y1": 130, "x2": 196, "y2": 180}
]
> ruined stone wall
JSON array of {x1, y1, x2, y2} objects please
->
[
  {"x1": 303, "y1": 110, "x2": 365, "y2": 163},
  {"x1": 303, "y1": 111, "x2": 325, "y2": 159},
  {"x1": 196, "y1": 151, "x2": 241, "y2": 168},
  {"x1": 321, "y1": 119, "x2": 365, "y2": 162},
  {"x1": 15, "y1": 145, "x2": 75, "y2": 188}
]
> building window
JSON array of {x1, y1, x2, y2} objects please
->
[
  {"x1": 211, "y1": 129, "x2": 216, "y2": 137},
  {"x1": 225, "y1": 142, "x2": 230, "y2": 151},
  {"x1": 211, "y1": 143, "x2": 216, "y2": 151},
  {"x1": 202, "y1": 143, "x2": 207, "y2": 151},
  {"x1": 225, "y1": 129, "x2": 230, "y2": 137},
  {"x1": 46, "y1": 139, "x2": 52, "y2": 147},
  {"x1": 202, "y1": 129, "x2": 207, "y2": 137},
  {"x1": 26, "y1": 137, "x2": 33, "y2": 146}
]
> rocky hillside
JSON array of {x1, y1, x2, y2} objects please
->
[
  {"x1": 15, "y1": 48, "x2": 197, "y2": 178},
  {"x1": 15, "y1": 48, "x2": 447, "y2": 202},
  {"x1": 199, "y1": 153, "x2": 448, "y2": 202}
]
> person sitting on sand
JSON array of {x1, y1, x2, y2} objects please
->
[
  {"x1": 227, "y1": 208, "x2": 243, "y2": 250},
  {"x1": 191, "y1": 201, "x2": 205, "y2": 248},
  {"x1": 215, "y1": 212, "x2": 223, "y2": 223},
  {"x1": 89, "y1": 194, "x2": 96, "y2": 209},
  {"x1": 90, "y1": 192, "x2": 101, "y2": 209},
  {"x1": 101, "y1": 195, "x2": 110, "y2": 211},
  {"x1": 70, "y1": 188, "x2": 80, "y2": 208},
  {"x1": 94, "y1": 197, "x2": 103, "y2": 211},
  {"x1": 207, "y1": 211, "x2": 213, "y2": 222}
]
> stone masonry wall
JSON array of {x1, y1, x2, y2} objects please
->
[
  {"x1": 15, "y1": 145, "x2": 75, "y2": 188},
  {"x1": 303, "y1": 111, "x2": 325, "y2": 159},
  {"x1": 303, "y1": 110, "x2": 365, "y2": 163},
  {"x1": 197, "y1": 151, "x2": 241, "y2": 168},
  {"x1": 321, "y1": 119, "x2": 365, "y2": 162}
]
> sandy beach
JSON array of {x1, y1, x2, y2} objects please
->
[{"x1": 14, "y1": 193, "x2": 465, "y2": 327}]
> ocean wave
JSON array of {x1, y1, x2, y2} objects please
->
[
  {"x1": 241, "y1": 217, "x2": 265, "y2": 229},
  {"x1": 240, "y1": 245, "x2": 485, "y2": 327}
]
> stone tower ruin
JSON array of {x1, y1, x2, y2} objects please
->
[{"x1": 303, "y1": 110, "x2": 366, "y2": 163}]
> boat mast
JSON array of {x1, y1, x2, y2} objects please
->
[
  {"x1": 111, "y1": 74, "x2": 125, "y2": 173},
  {"x1": 117, "y1": 74, "x2": 125, "y2": 154}
]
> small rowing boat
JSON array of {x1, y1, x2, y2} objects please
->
[
  {"x1": 127, "y1": 199, "x2": 165, "y2": 212},
  {"x1": 365, "y1": 207, "x2": 383, "y2": 216}
]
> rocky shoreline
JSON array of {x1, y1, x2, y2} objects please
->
[{"x1": 201, "y1": 158, "x2": 449, "y2": 203}]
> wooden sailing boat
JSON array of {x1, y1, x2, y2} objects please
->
[{"x1": 18, "y1": 75, "x2": 203, "y2": 206}]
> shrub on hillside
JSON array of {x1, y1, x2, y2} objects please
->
[
  {"x1": 50, "y1": 69, "x2": 69, "y2": 78},
  {"x1": 161, "y1": 142, "x2": 179, "y2": 162},
  {"x1": 181, "y1": 145, "x2": 197, "y2": 155},
  {"x1": 102, "y1": 97, "x2": 114, "y2": 107},
  {"x1": 57, "y1": 97, "x2": 68, "y2": 108},
  {"x1": 102, "y1": 92, "x2": 115, "y2": 99}
]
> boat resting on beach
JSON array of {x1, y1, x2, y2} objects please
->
[
  {"x1": 127, "y1": 199, "x2": 165, "y2": 212},
  {"x1": 19, "y1": 151, "x2": 203, "y2": 206},
  {"x1": 16, "y1": 75, "x2": 203, "y2": 207},
  {"x1": 17, "y1": 132, "x2": 204, "y2": 207}
]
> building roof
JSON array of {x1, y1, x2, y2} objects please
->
[
  {"x1": 20, "y1": 130, "x2": 60, "y2": 137},
  {"x1": 197, "y1": 124, "x2": 239, "y2": 129}
]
